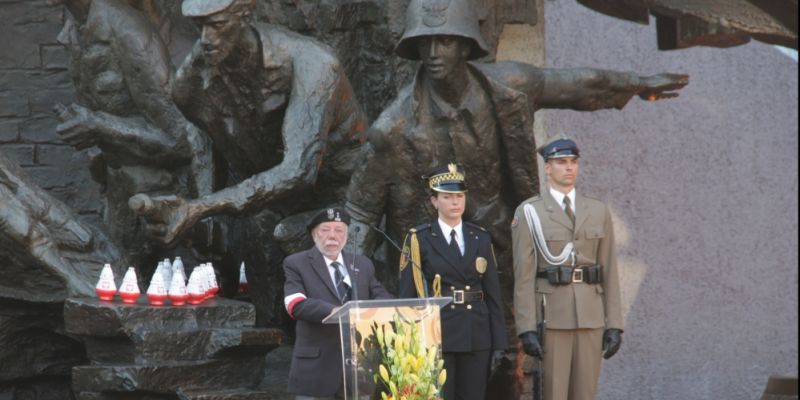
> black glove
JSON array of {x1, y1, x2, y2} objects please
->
[
  {"x1": 602, "y1": 328, "x2": 622, "y2": 359},
  {"x1": 489, "y1": 350, "x2": 507, "y2": 377},
  {"x1": 519, "y1": 331, "x2": 543, "y2": 360}
]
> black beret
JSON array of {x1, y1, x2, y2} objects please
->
[{"x1": 307, "y1": 207, "x2": 351, "y2": 231}]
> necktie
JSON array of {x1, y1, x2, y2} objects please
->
[
  {"x1": 563, "y1": 196, "x2": 575, "y2": 227},
  {"x1": 331, "y1": 261, "x2": 350, "y2": 303},
  {"x1": 449, "y1": 229, "x2": 462, "y2": 257}
]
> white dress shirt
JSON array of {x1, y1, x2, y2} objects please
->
[
  {"x1": 438, "y1": 218, "x2": 464, "y2": 255},
  {"x1": 324, "y1": 253, "x2": 351, "y2": 287},
  {"x1": 549, "y1": 186, "x2": 576, "y2": 216}
]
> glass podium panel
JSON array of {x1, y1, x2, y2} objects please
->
[{"x1": 323, "y1": 297, "x2": 452, "y2": 400}]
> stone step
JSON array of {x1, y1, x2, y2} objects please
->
[
  {"x1": 64, "y1": 297, "x2": 256, "y2": 338},
  {"x1": 177, "y1": 389, "x2": 278, "y2": 400},
  {"x1": 81, "y1": 327, "x2": 283, "y2": 363},
  {"x1": 72, "y1": 356, "x2": 265, "y2": 394}
]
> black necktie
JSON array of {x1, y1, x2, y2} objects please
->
[
  {"x1": 563, "y1": 196, "x2": 575, "y2": 227},
  {"x1": 331, "y1": 261, "x2": 350, "y2": 303},
  {"x1": 449, "y1": 229, "x2": 462, "y2": 258}
]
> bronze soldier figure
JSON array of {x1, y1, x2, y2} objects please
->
[
  {"x1": 345, "y1": 0, "x2": 687, "y2": 296},
  {"x1": 130, "y1": 0, "x2": 368, "y2": 325}
]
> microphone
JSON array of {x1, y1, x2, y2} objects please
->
[{"x1": 349, "y1": 225, "x2": 360, "y2": 302}]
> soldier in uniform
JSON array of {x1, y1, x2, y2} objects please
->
[
  {"x1": 399, "y1": 164, "x2": 507, "y2": 400},
  {"x1": 512, "y1": 135, "x2": 623, "y2": 400}
]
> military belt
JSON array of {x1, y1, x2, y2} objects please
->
[
  {"x1": 536, "y1": 265, "x2": 603, "y2": 284},
  {"x1": 446, "y1": 290, "x2": 484, "y2": 304}
]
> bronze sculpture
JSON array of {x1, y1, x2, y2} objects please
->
[
  {"x1": 50, "y1": 0, "x2": 214, "y2": 270},
  {"x1": 130, "y1": 0, "x2": 369, "y2": 325},
  {"x1": 345, "y1": 0, "x2": 688, "y2": 292}
]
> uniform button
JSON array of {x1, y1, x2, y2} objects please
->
[
  {"x1": 465, "y1": 285, "x2": 471, "y2": 290},
  {"x1": 450, "y1": 305, "x2": 455, "y2": 309},
  {"x1": 466, "y1": 305, "x2": 472, "y2": 310}
]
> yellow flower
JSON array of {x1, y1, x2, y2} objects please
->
[
  {"x1": 379, "y1": 364, "x2": 390, "y2": 383},
  {"x1": 438, "y1": 369, "x2": 447, "y2": 386}
]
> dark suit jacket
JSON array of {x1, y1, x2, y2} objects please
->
[
  {"x1": 399, "y1": 220, "x2": 508, "y2": 353},
  {"x1": 283, "y1": 247, "x2": 391, "y2": 397}
]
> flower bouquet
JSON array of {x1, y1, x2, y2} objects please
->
[{"x1": 369, "y1": 315, "x2": 446, "y2": 400}]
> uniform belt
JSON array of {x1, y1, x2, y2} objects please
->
[
  {"x1": 536, "y1": 265, "x2": 602, "y2": 284},
  {"x1": 445, "y1": 290, "x2": 484, "y2": 304}
]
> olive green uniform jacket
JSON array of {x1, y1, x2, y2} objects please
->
[{"x1": 512, "y1": 191, "x2": 623, "y2": 333}]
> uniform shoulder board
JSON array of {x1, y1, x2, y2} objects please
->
[
  {"x1": 411, "y1": 223, "x2": 431, "y2": 233},
  {"x1": 582, "y1": 193, "x2": 603, "y2": 202},
  {"x1": 464, "y1": 221, "x2": 488, "y2": 232}
]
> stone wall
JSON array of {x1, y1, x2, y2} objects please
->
[
  {"x1": 545, "y1": 1, "x2": 798, "y2": 399},
  {"x1": 0, "y1": 1, "x2": 102, "y2": 227}
]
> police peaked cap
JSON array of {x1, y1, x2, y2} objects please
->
[{"x1": 426, "y1": 163, "x2": 467, "y2": 193}]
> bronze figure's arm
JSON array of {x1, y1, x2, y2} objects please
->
[{"x1": 538, "y1": 68, "x2": 689, "y2": 110}]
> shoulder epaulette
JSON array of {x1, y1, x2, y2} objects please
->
[
  {"x1": 582, "y1": 193, "x2": 603, "y2": 202},
  {"x1": 410, "y1": 223, "x2": 431, "y2": 233},
  {"x1": 464, "y1": 221, "x2": 488, "y2": 232}
]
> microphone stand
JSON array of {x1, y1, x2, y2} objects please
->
[
  {"x1": 370, "y1": 224, "x2": 429, "y2": 297},
  {"x1": 349, "y1": 226, "x2": 360, "y2": 303}
]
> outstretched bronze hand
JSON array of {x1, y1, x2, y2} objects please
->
[
  {"x1": 129, "y1": 193, "x2": 200, "y2": 246},
  {"x1": 54, "y1": 103, "x2": 101, "y2": 150},
  {"x1": 638, "y1": 73, "x2": 690, "y2": 101}
]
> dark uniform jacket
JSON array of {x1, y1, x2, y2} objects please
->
[
  {"x1": 399, "y1": 221, "x2": 508, "y2": 353},
  {"x1": 283, "y1": 247, "x2": 392, "y2": 397}
]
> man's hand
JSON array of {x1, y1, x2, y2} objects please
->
[
  {"x1": 638, "y1": 73, "x2": 689, "y2": 101},
  {"x1": 602, "y1": 328, "x2": 623, "y2": 359},
  {"x1": 129, "y1": 193, "x2": 199, "y2": 246},
  {"x1": 54, "y1": 103, "x2": 102, "y2": 149},
  {"x1": 519, "y1": 331, "x2": 543, "y2": 360}
]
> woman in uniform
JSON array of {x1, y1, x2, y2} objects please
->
[{"x1": 398, "y1": 163, "x2": 508, "y2": 400}]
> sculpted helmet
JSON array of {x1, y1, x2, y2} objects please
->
[
  {"x1": 182, "y1": 0, "x2": 255, "y2": 18},
  {"x1": 395, "y1": 0, "x2": 490, "y2": 60}
]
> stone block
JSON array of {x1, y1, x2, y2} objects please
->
[
  {"x1": 0, "y1": 1, "x2": 62, "y2": 69},
  {"x1": 71, "y1": 355, "x2": 267, "y2": 393},
  {"x1": 64, "y1": 298, "x2": 258, "y2": 338},
  {"x1": 0, "y1": 144, "x2": 35, "y2": 166},
  {"x1": 22, "y1": 164, "x2": 70, "y2": 189},
  {"x1": 134, "y1": 328, "x2": 282, "y2": 362},
  {"x1": 0, "y1": 92, "x2": 29, "y2": 118},
  {"x1": 35, "y1": 143, "x2": 74, "y2": 166},
  {"x1": 0, "y1": 118, "x2": 18, "y2": 142},
  {"x1": 42, "y1": 43, "x2": 69, "y2": 70},
  {"x1": 77, "y1": 393, "x2": 177, "y2": 400},
  {"x1": 177, "y1": 389, "x2": 278, "y2": 400},
  {"x1": 19, "y1": 115, "x2": 59, "y2": 143},
  {"x1": 78, "y1": 327, "x2": 282, "y2": 364},
  {"x1": 0, "y1": 302, "x2": 85, "y2": 382}
]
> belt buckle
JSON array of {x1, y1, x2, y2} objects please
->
[
  {"x1": 453, "y1": 290, "x2": 465, "y2": 304},
  {"x1": 572, "y1": 269, "x2": 584, "y2": 283}
]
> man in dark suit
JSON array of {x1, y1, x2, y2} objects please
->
[{"x1": 283, "y1": 207, "x2": 392, "y2": 399}]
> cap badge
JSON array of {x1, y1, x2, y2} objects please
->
[
  {"x1": 422, "y1": 0, "x2": 451, "y2": 27},
  {"x1": 327, "y1": 208, "x2": 335, "y2": 220}
]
